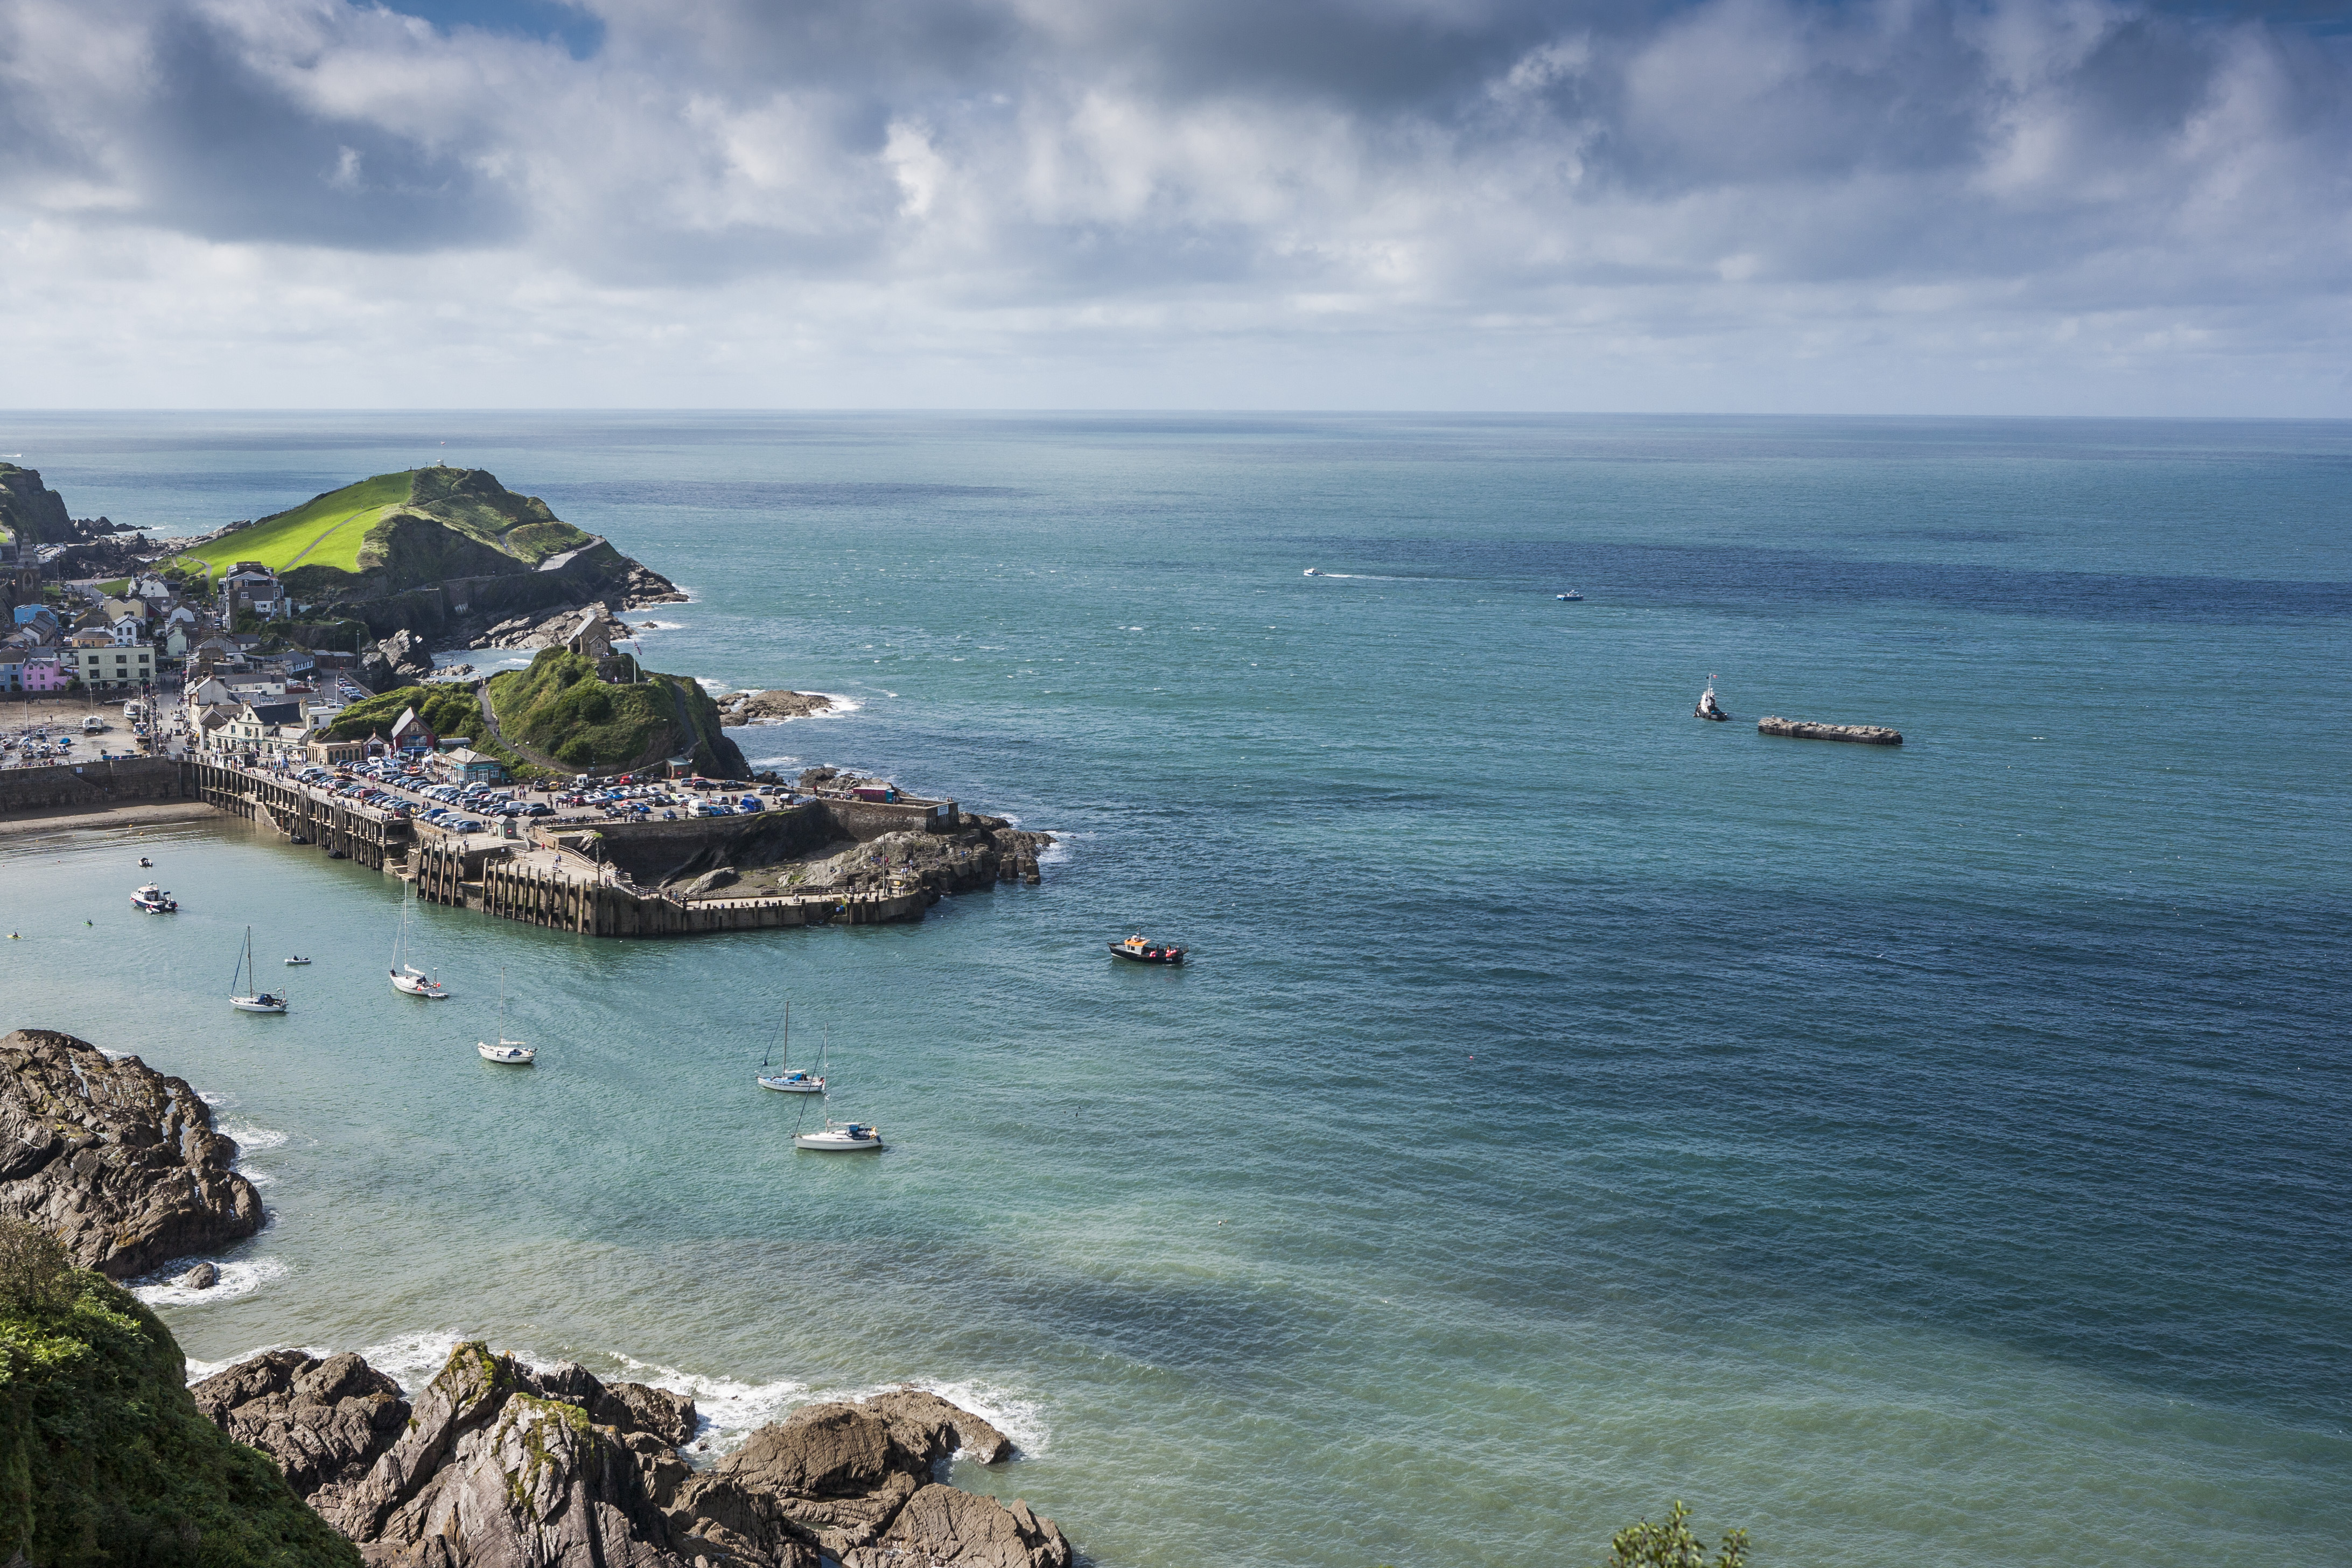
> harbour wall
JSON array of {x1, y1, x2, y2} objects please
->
[{"x1": 0, "y1": 756, "x2": 199, "y2": 814}]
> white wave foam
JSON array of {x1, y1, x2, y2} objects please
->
[
  {"x1": 1033, "y1": 832, "x2": 1085, "y2": 867},
  {"x1": 241, "y1": 1168, "x2": 277, "y2": 1187},
  {"x1": 197, "y1": 1089, "x2": 229, "y2": 1107},
  {"x1": 134, "y1": 1256, "x2": 288, "y2": 1308},
  {"x1": 633, "y1": 620, "x2": 685, "y2": 632},
  {"x1": 605, "y1": 1353, "x2": 812, "y2": 1455},
  {"x1": 356, "y1": 1329, "x2": 473, "y2": 1390},
  {"x1": 805, "y1": 692, "x2": 859, "y2": 716},
  {"x1": 219, "y1": 1121, "x2": 289, "y2": 1152}
]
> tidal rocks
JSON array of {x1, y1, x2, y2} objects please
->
[
  {"x1": 198, "y1": 1342, "x2": 1073, "y2": 1568},
  {"x1": 176, "y1": 1260, "x2": 220, "y2": 1290},
  {"x1": 192, "y1": 1349, "x2": 412, "y2": 1500},
  {"x1": 470, "y1": 600, "x2": 630, "y2": 654},
  {"x1": 1756, "y1": 716, "x2": 1904, "y2": 745},
  {"x1": 718, "y1": 689, "x2": 834, "y2": 725},
  {"x1": 0, "y1": 1027, "x2": 264, "y2": 1278},
  {"x1": 361, "y1": 629, "x2": 437, "y2": 691}
]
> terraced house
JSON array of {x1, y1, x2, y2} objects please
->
[{"x1": 68, "y1": 628, "x2": 154, "y2": 690}]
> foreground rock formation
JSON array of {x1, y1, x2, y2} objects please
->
[
  {"x1": 194, "y1": 1343, "x2": 1072, "y2": 1568},
  {"x1": 0, "y1": 1028, "x2": 263, "y2": 1279}
]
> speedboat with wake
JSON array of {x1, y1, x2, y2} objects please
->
[
  {"x1": 1303, "y1": 567, "x2": 1324, "y2": 577},
  {"x1": 1109, "y1": 933, "x2": 1185, "y2": 965},
  {"x1": 131, "y1": 883, "x2": 177, "y2": 913}
]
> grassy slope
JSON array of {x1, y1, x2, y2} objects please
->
[
  {"x1": 166, "y1": 469, "x2": 594, "y2": 586},
  {"x1": 488, "y1": 648, "x2": 739, "y2": 773},
  {"x1": 321, "y1": 684, "x2": 536, "y2": 776},
  {"x1": 0, "y1": 1271, "x2": 360, "y2": 1568},
  {"x1": 170, "y1": 472, "x2": 411, "y2": 577}
]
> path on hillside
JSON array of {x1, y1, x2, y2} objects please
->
[
  {"x1": 472, "y1": 676, "x2": 573, "y2": 775},
  {"x1": 282, "y1": 508, "x2": 377, "y2": 570}
]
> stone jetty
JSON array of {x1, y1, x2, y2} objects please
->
[{"x1": 1757, "y1": 716, "x2": 1903, "y2": 745}]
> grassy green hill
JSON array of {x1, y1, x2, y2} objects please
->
[
  {"x1": 488, "y1": 648, "x2": 746, "y2": 776},
  {"x1": 166, "y1": 467, "x2": 596, "y2": 596},
  {"x1": 0, "y1": 1219, "x2": 361, "y2": 1567}
]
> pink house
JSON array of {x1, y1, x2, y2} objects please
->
[{"x1": 20, "y1": 653, "x2": 70, "y2": 692}]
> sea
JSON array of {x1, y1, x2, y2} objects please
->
[{"x1": 1, "y1": 412, "x2": 2346, "y2": 1566}]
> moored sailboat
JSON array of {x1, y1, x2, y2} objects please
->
[
  {"x1": 228, "y1": 927, "x2": 288, "y2": 1014},
  {"x1": 757, "y1": 1002, "x2": 824, "y2": 1093},
  {"x1": 477, "y1": 968, "x2": 534, "y2": 1063},
  {"x1": 390, "y1": 887, "x2": 449, "y2": 998}
]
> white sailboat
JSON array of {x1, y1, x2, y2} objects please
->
[
  {"x1": 757, "y1": 1002, "x2": 824, "y2": 1093},
  {"x1": 390, "y1": 887, "x2": 449, "y2": 999},
  {"x1": 477, "y1": 968, "x2": 534, "y2": 1064},
  {"x1": 229, "y1": 927, "x2": 288, "y2": 1013},
  {"x1": 792, "y1": 1046, "x2": 882, "y2": 1151}
]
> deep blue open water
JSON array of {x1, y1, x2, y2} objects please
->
[{"x1": 1, "y1": 412, "x2": 2346, "y2": 1565}]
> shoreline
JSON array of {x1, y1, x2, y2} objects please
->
[{"x1": 0, "y1": 799, "x2": 220, "y2": 838}]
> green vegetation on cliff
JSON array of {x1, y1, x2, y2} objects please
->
[
  {"x1": 322, "y1": 685, "x2": 533, "y2": 775},
  {"x1": 0, "y1": 1218, "x2": 360, "y2": 1568},
  {"x1": 165, "y1": 467, "x2": 597, "y2": 597},
  {"x1": 488, "y1": 648, "x2": 745, "y2": 776}
]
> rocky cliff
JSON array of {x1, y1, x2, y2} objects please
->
[
  {"x1": 196, "y1": 1343, "x2": 1073, "y2": 1568},
  {"x1": 0, "y1": 463, "x2": 71, "y2": 553},
  {"x1": 0, "y1": 1029, "x2": 264, "y2": 1280}
]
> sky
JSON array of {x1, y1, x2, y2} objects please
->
[{"x1": 2, "y1": 0, "x2": 2348, "y2": 413}]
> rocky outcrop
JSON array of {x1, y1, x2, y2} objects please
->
[
  {"x1": 0, "y1": 461, "x2": 72, "y2": 550},
  {"x1": 0, "y1": 1027, "x2": 264, "y2": 1278},
  {"x1": 469, "y1": 601, "x2": 631, "y2": 654},
  {"x1": 1756, "y1": 716, "x2": 1904, "y2": 745},
  {"x1": 359, "y1": 628, "x2": 437, "y2": 691},
  {"x1": 197, "y1": 1343, "x2": 1072, "y2": 1568},
  {"x1": 193, "y1": 1350, "x2": 412, "y2": 1500},
  {"x1": 718, "y1": 689, "x2": 833, "y2": 725}
]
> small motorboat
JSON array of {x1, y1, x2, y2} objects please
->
[
  {"x1": 1109, "y1": 934, "x2": 1185, "y2": 965},
  {"x1": 1695, "y1": 676, "x2": 1731, "y2": 722},
  {"x1": 284, "y1": 955, "x2": 311, "y2": 966},
  {"x1": 137, "y1": 856, "x2": 152, "y2": 867},
  {"x1": 795, "y1": 1119, "x2": 883, "y2": 1152},
  {"x1": 131, "y1": 884, "x2": 178, "y2": 913},
  {"x1": 1303, "y1": 567, "x2": 1322, "y2": 577},
  {"x1": 1556, "y1": 590, "x2": 1583, "y2": 601}
]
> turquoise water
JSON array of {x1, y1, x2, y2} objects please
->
[{"x1": 2, "y1": 414, "x2": 2348, "y2": 1565}]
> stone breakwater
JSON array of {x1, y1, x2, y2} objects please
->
[
  {"x1": 0, "y1": 1028, "x2": 262, "y2": 1279},
  {"x1": 194, "y1": 1342, "x2": 1074, "y2": 1568},
  {"x1": 1757, "y1": 716, "x2": 1905, "y2": 745}
]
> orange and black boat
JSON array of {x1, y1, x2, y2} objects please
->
[{"x1": 1109, "y1": 934, "x2": 1185, "y2": 965}]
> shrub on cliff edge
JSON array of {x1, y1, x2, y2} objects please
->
[{"x1": 0, "y1": 1217, "x2": 358, "y2": 1568}]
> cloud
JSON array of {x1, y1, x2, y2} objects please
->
[{"x1": 0, "y1": 0, "x2": 2346, "y2": 410}]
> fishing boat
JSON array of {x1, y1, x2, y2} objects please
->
[
  {"x1": 1695, "y1": 676, "x2": 1731, "y2": 722},
  {"x1": 757, "y1": 1002, "x2": 824, "y2": 1093},
  {"x1": 477, "y1": 968, "x2": 534, "y2": 1064},
  {"x1": 389, "y1": 890, "x2": 449, "y2": 998},
  {"x1": 131, "y1": 883, "x2": 178, "y2": 913},
  {"x1": 228, "y1": 927, "x2": 288, "y2": 1013},
  {"x1": 284, "y1": 955, "x2": 311, "y2": 966},
  {"x1": 1556, "y1": 590, "x2": 1584, "y2": 601},
  {"x1": 1108, "y1": 933, "x2": 1185, "y2": 965}
]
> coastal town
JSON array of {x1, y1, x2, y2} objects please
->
[{"x1": 0, "y1": 463, "x2": 1051, "y2": 936}]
